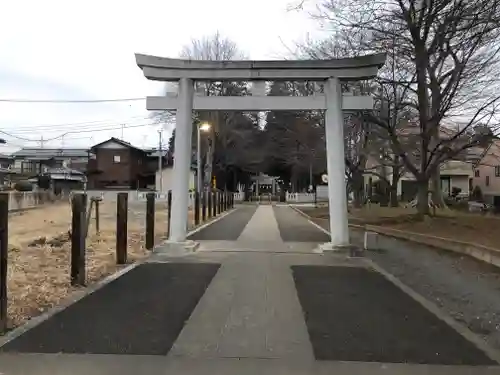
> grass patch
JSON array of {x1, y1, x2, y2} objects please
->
[
  {"x1": 302, "y1": 204, "x2": 500, "y2": 249},
  {"x1": 4, "y1": 201, "x2": 194, "y2": 330}
]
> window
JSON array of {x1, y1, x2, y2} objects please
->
[
  {"x1": 495, "y1": 166, "x2": 500, "y2": 177},
  {"x1": 113, "y1": 155, "x2": 121, "y2": 163},
  {"x1": 474, "y1": 169, "x2": 480, "y2": 177},
  {"x1": 486, "y1": 175, "x2": 490, "y2": 186}
]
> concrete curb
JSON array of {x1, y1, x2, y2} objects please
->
[
  {"x1": 152, "y1": 208, "x2": 239, "y2": 256},
  {"x1": 366, "y1": 258, "x2": 500, "y2": 365},
  {"x1": 289, "y1": 204, "x2": 331, "y2": 237},
  {"x1": 0, "y1": 207, "x2": 240, "y2": 347},
  {"x1": 352, "y1": 223, "x2": 500, "y2": 269},
  {"x1": 292, "y1": 205, "x2": 500, "y2": 270},
  {"x1": 291, "y1": 205, "x2": 500, "y2": 364}
]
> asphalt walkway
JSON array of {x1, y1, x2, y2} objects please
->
[{"x1": 0, "y1": 205, "x2": 498, "y2": 374}]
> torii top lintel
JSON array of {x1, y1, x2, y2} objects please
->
[{"x1": 135, "y1": 53, "x2": 386, "y2": 82}]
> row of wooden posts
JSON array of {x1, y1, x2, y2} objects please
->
[{"x1": 0, "y1": 190, "x2": 234, "y2": 333}]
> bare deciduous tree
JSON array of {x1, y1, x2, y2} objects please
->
[
  {"x1": 301, "y1": 0, "x2": 500, "y2": 214},
  {"x1": 176, "y1": 32, "x2": 256, "y2": 190}
]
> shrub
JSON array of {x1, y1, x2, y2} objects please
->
[
  {"x1": 451, "y1": 187, "x2": 462, "y2": 198},
  {"x1": 14, "y1": 180, "x2": 33, "y2": 192},
  {"x1": 471, "y1": 185, "x2": 483, "y2": 201}
]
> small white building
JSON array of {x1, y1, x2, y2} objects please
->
[{"x1": 155, "y1": 165, "x2": 195, "y2": 192}]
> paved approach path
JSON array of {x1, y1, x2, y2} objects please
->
[{"x1": 0, "y1": 205, "x2": 498, "y2": 374}]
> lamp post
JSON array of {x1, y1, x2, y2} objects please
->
[{"x1": 197, "y1": 123, "x2": 211, "y2": 193}]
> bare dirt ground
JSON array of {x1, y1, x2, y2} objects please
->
[
  {"x1": 304, "y1": 205, "x2": 500, "y2": 248},
  {"x1": 300, "y1": 204, "x2": 500, "y2": 351},
  {"x1": 5, "y1": 200, "x2": 194, "y2": 329}
]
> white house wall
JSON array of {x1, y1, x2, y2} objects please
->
[
  {"x1": 364, "y1": 169, "x2": 471, "y2": 197},
  {"x1": 155, "y1": 168, "x2": 195, "y2": 192}
]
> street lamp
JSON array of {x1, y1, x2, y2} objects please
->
[{"x1": 197, "y1": 122, "x2": 211, "y2": 193}]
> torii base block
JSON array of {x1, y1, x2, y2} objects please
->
[{"x1": 154, "y1": 240, "x2": 200, "y2": 256}]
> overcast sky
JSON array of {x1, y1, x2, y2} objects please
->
[{"x1": 0, "y1": 0, "x2": 321, "y2": 154}]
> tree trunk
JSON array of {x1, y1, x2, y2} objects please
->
[
  {"x1": 352, "y1": 171, "x2": 364, "y2": 208},
  {"x1": 204, "y1": 138, "x2": 214, "y2": 190},
  {"x1": 429, "y1": 120, "x2": 447, "y2": 209},
  {"x1": 291, "y1": 168, "x2": 298, "y2": 192},
  {"x1": 379, "y1": 182, "x2": 389, "y2": 207},
  {"x1": 390, "y1": 162, "x2": 400, "y2": 207},
  {"x1": 416, "y1": 179, "x2": 430, "y2": 216},
  {"x1": 431, "y1": 169, "x2": 447, "y2": 208},
  {"x1": 390, "y1": 185, "x2": 398, "y2": 207}
]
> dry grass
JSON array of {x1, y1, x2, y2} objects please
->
[
  {"x1": 303, "y1": 204, "x2": 500, "y2": 249},
  {"x1": 5, "y1": 200, "x2": 194, "y2": 329}
]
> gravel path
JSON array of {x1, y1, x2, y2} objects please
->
[{"x1": 348, "y1": 228, "x2": 500, "y2": 351}]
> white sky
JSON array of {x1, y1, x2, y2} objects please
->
[{"x1": 0, "y1": 0, "x2": 322, "y2": 154}]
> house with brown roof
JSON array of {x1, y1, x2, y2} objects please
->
[{"x1": 87, "y1": 138, "x2": 162, "y2": 190}]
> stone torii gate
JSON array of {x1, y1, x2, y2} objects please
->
[{"x1": 135, "y1": 53, "x2": 385, "y2": 251}]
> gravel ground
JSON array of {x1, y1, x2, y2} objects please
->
[{"x1": 347, "y1": 228, "x2": 500, "y2": 351}]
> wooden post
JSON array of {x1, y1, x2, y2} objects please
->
[
  {"x1": 218, "y1": 192, "x2": 222, "y2": 215},
  {"x1": 116, "y1": 192, "x2": 128, "y2": 264},
  {"x1": 167, "y1": 190, "x2": 172, "y2": 238},
  {"x1": 212, "y1": 192, "x2": 217, "y2": 217},
  {"x1": 0, "y1": 193, "x2": 8, "y2": 333},
  {"x1": 207, "y1": 191, "x2": 212, "y2": 219},
  {"x1": 84, "y1": 198, "x2": 94, "y2": 238},
  {"x1": 215, "y1": 192, "x2": 219, "y2": 215},
  {"x1": 71, "y1": 193, "x2": 86, "y2": 286},
  {"x1": 219, "y1": 192, "x2": 223, "y2": 213},
  {"x1": 95, "y1": 198, "x2": 100, "y2": 234},
  {"x1": 202, "y1": 192, "x2": 207, "y2": 222},
  {"x1": 194, "y1": 192, "x2": 200, "y2": 225},
  {"x1": 145, "y1": 192, "x2": 155, "y2": 250}
]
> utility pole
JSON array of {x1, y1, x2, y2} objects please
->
[
  {"x1": 158, "y1": 129, "x2": 163, "y2": 192},
  {"x1": 121, "y1": 124, "x2": 125, "y2": 140},
  {"x1": 40, "y1": 136, "x2": 44, "y2": 148}
]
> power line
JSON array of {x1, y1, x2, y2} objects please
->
[
  {"x1": 0, "y1": 97, "x2": 146, "y2": 103},
  {"x1": 5, "y1": 113, "x2": 169, "y2": 134},
  {"x1": 0, "y1": 122, "x2": 159, "y2": 143},
  {"x1": 10, "y1": 117, "x2": 155, "y2": 134},
  {"x1": 8, "y1": 114, "x2": 156, "y2": 132}
]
